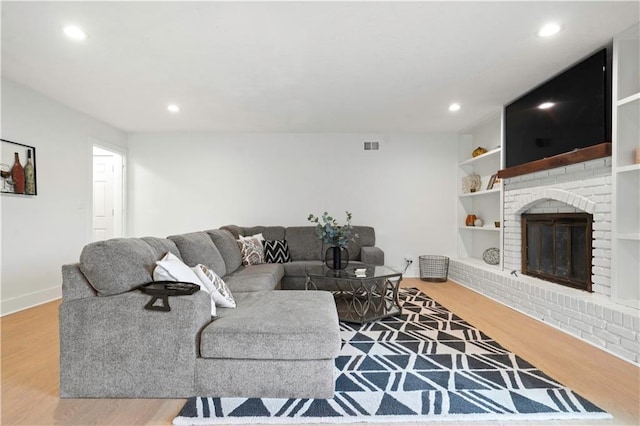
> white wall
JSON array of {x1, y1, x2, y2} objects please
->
[
  {"x1": 1, "y1": 79, "x2": 127, "y2": 315},
  {"x1": 128, "y1": 133, "x2": 458, "y2": 276}
]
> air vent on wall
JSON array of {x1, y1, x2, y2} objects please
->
[{"x1": 364, "y1": 141, "x2": 380, "y2": 151}]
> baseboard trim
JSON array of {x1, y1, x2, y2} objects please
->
[{"x1": 1, "y1": 286, "x2": 62, "y2": 316}]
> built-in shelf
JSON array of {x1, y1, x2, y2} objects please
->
[
  {"x1": 612, "y1": 23, "x2": 640, "y2": 308},
  {"x1": 616, "y1": 164, "x2": 640, "y2": 173},
  {"x1": 459, "y1": 226, "x2": 501, "y2": 232},
  {"x1": 617, "y1": 233, "x2": 640, "y2": 241},
  {"x1": 459, "y1": 187, "x2": 501, "y2": 198},
  {"x1": 617, "y1": 163, "x2": 640, "y2": 174},
  {"x1": 457, "y1": 112, "x2": 503, "y2": 268},
  {"x1": 617, "y1": 92, "x2": 640, "y2": 106},
  {"x1": 458, "y1": 147, "x2": 501, "y2": 167}
]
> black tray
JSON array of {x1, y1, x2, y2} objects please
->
[{"x1": 138, "y1": 281, "x2": 200, "y2": 312}]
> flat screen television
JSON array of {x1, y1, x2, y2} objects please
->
[{"x1": 504, "y1": 47, "x2": 611, "y2": 168}]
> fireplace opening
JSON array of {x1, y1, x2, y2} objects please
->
[{"x1": 522, "y1": 213, "x2": 593, "y2": 292}]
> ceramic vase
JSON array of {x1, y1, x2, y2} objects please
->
[
  {"x1": 465, "y1": 214, "x2": 477, "y2": 226},
  {"x1": 325, "y1": 246, "x2": 349, "y2": 270}
]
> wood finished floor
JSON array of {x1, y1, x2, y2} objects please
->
[{"x1": 1, "y1": 278, "x2": 638, "y2": 426}]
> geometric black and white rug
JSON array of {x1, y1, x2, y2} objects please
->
[{"x1": 173, "y1": 287, "x2": 610, "y2": 425}]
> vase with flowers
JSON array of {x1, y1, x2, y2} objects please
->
[{"x1": 307, "y1": 211, "x2": 355, "y2": 269}]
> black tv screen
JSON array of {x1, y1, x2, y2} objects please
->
[{"x1": 505, "y1": 47, "x2": 611, "y2": 168}]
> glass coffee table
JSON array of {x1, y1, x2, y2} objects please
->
[{"x1": 304, "y1": 265, "x2": 403, "y2": 323}]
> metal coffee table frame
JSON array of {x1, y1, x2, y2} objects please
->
[{"x1": 305, "y1": 265, "x2": 403, "y2": 323}]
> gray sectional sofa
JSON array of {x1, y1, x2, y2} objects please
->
[{"x1": 59, "y1": 225, "x2": 384, "y2": 399}]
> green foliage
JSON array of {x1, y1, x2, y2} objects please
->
[{"x1": 307, "y1": 211, "x2": 355, "y2": 247}]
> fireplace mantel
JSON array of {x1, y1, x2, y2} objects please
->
[{"x1": 498, "y1": 143, "x2": 612, "y2": 179}]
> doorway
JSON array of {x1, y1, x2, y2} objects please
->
[{"x1": 93, "y1": 146, "x2": 124, "y2": 241}]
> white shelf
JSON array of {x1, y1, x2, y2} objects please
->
[
  {"x1": 459, "y1": 226, "x2": 501, "y2": 232},
  {"x1": 617, "y1": 92, "x2": 640, "y2": 106},
  {"x1": 612, "y1": 23, "x2": 640, "y2": 306},
  {"x1": 459, "y1": 187, "x2": 501, "y2": 198},
  {"x1": 616, "y1": 164, "x2": 640, "y2": 174},
  {"x1": 458, "y1": 147, "x2": 501, "y2": 167},
  {"x1": 457, "y1": 113, "x2": 503, "y2": 268},
  {"x1": 617, "y1": 233, "x2": 640, "y2": 241}
]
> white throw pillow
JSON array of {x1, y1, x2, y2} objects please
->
[
  {"x1": 153, "y1": 252, "x2": 202, "y2": 285},
  {"x1": 153, "y1": 252, "x2": 216, "y2": 316},
  {"x1": 193, "y1": 264, "x2": 236, "y2": 308},
  {"x1": 238, "y1": 232, "x2": 265, "y2": 242}
]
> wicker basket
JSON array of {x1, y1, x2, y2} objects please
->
[{"x1": 419, "y1": 255, "x2": 449, "y2": 282}]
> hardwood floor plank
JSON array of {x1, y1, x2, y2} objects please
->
[{"x1": 1, "y1": 278, "x2": 638, "y2": 425}]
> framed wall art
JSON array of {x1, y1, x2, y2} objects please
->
[
  {"x1": 1, "y1": 139, "x2": 37, "y2": 196},
  {"x1": 486, "y1": 173, "x2": 498, "y2": 190}
]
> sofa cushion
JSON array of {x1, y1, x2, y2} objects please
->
[
  {"x1": 282, "y1": 260, "x2": 324, "y2": 278},
  {"x1": 206, "y1": 230, "x2": 243, "y2": 274},
  {"x1": 223, "y1": 263, "x2": 284, "y2": 292},
  {"x1": 285, "y1": 227, "x2": 323, "y2": 260},
  {"x1": 263, "y1": 240, "x2": 292, "y2": 263},
  {"x1": 219, "y1": 225, "x2": 286, "y2": 241},
  {"x1": 168, "y1": 232, "x2": 226, "y2": 277},
  {"x1": 242, "y1": 226, "x2": 286, "y2": 241},
  {"x1": 79, "y1": 237, "x2": 181, "y2": 296},
  {"x1": 200, "y1": 290, "x2": 340, "y2": 360}
]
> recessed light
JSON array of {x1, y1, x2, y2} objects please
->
[
  {"x1": 538, "y1": 102, "x2": 555, "y2": 109},
  {"x1": 167, "y1": 104, "x2": 180, "y2": 113},
  {"x1": 448, "y1": 103, "x2": 461, "y2": 112},
  {"x1": 62, "y1": 25, "x2": 88, "y2": 40},
  {"x1": 538, "y1": 23, "x2": 561, "y2": 37}
]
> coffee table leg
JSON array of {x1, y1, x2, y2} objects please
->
[
  {"x1": 305, "y1": 275, "x2": 318, "y2": 290},
  {"x1": 333, "y1": 277, "x2": 403, "y2": 323}
]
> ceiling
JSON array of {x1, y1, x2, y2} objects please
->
[{"x1": 2, "y1": 1, "x2": 638, "y2": 134}]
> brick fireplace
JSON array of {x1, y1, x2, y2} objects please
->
[
  {"x1": 504, "y1": 157, "x2": 611, "y2": 296},
  {"x1": 503, "y1": 157, "x2": 611, "y2": 296},
  {"x1": 449, "y1": 152, "x2": 640, "y2": 365},
  {"x1": 522, "y1": 212, "x2": 593, "y2": 292}
]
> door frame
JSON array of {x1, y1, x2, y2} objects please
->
[{"x1": 89, "y1": 138, "x2": 127, "y2": 241}]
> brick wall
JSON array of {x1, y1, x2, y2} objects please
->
[
  {"x1": 502, "y1": 157, "x2": 612, "y2": 296},
  {"x1": 449, "y1": 259, "x2": 640, "y2": 364}
]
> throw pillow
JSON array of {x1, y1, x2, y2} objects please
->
[
  {"x1": 154, "y1": 252, "x2": 216, "y2": 316},
  {"x1": 263, "y1": 239, "x2": 292, "y2": 263},
  {"x1": 238, "y1": 232, "x2": 265, "y2": 242},
  {"x1": 192, "y1": 264, "x2": 236, "y2": 308},
  {"x1": 153, "y1": 252, "x2": 202, "y2": 285},
  {"x1": 237, "y1": 236, "x2": 265, "y2": 266}
]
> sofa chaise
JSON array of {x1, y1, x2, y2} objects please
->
[{"x1": 59, "y1": 225, "x2": 384, "y2": 399}]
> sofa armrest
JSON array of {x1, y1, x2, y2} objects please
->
[
  {"x1": 60, "y1": 290, "x2": 211, "y2": 398},
  {"x1": 361, "y1": 246, "x2": 384, "y2": 265}
]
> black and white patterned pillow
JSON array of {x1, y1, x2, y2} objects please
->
[{"x1": 263, "y1": 240, "x2": 292, "y2": 263}]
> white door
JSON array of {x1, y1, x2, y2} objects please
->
[
  {"x1": 93, "y1": 153, "x2": 115, "y2": 241},
  {"x1": 92, "y1": 145, "x2": 124, "y2": 241}
]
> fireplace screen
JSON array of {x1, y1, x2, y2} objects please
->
[{"x1": 522, "y1": 213, "x2": 592, "y2": 292}]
